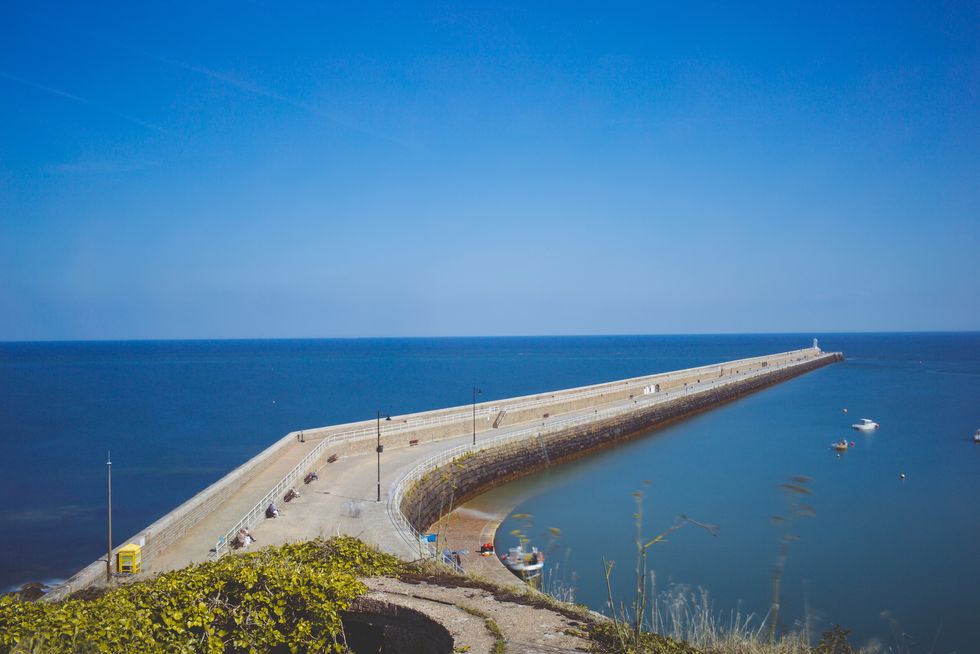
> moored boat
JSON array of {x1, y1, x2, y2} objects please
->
[
  {"x1": 851, "y1": 418, "x2": 879, "y2": 431},
  {"x1": 501, "y1": 544, "x2": 544, "y2": 581},
  {"x1": 831, "y1": 439, "x2": 851, "y2": 452}
]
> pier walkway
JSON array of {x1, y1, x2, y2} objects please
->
[
  {"x1": 53, "y1": 346, "x2": 840, "y2": 598},
  {"x1": 155, "y1": 347, "x2": 839, "y2": 571},
  {"x1": 154, "y1": 386, "x2": 650, "y2": 573},
  {"x1": 147, "y1": 436, "x2": 321, "y2": 573}
]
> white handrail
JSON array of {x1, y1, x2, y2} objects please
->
[
  {"x1": 213, "y1": 430, "x2": 376, "y2": 557},
  {"x1": 387, "y1": 353, "x2": 835, "y2": 560},
  {"x1": 313, "y1": 347, "x2": 819, "y2": 437},
  {"x1": 217, "y1": 348, "x2": 827, "y2": 559}
]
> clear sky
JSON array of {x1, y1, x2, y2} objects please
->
[{"x1": 1, "y1": 2, "x2": 977, "y2": 340}]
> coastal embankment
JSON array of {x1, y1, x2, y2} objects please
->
[
  {"x1": 50, "y1": 346, "x2": 840, "y2": 600},
  {"x1": 397, "y1": 352, "x2": 842, "y2": 585}
]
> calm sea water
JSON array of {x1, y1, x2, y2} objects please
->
[
  {"x1": 1, "y1": 334, "x2": 976, "y2": 652},
  {"x1": 495, "y1": 333, "x2": 980, "y2": 653}
]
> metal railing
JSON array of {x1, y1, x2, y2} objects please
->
[
  {"x1": 451, "y1": 347, "x2": 819, "y2": 418},
  {"x1": 216, "y1": 348, "x2": 828, "y2": 560},
  {"x1": 310, "y1": 347, "x2": 819, "y2": 440},
  {"x1": 212, "y1": 430, "x2": 375, "y2": 558},
  {"x1": 386, "y1": 352, "x2": 836, "y2": 560}
]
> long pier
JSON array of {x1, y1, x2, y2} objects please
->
[{"x1": 49, "y1": 345, "x2": 841, "y2": 600}]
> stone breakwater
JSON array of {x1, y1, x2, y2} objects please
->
[
  {"x1": 48, "y1": 346, "x2": 838, "y2": 601},
  {"x1": 400, "y1": 353, "x2": 843, "y2": 537}
]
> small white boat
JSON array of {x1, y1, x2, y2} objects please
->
[
  {"x1": 501, "y1": 544, "x2": 544, "y2": 581},
  {"x1": 974, "y1": 429, "x2": 979, "y2": 443},
  {"x1": 851, "y1": 418, "x2": 879, "y2": 431}
]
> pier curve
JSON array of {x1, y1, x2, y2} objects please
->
[
  {"x1": 389, "y1": 350, "x2": 843, "y2": 581},
  {"x1": 48, "y1": 347, "x2": 841, "y2": 600}
]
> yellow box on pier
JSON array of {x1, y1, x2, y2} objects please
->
[{"x1": 117, "y1": 543, "x2": 142, "y2": 574}]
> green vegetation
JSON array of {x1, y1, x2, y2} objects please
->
[
  {"x1": 770, "y1": 476, "x2": 817, "y2": 644},
  {"x1": 0, "y1": 531, "x2": 860, "y2": 654},
  {"x1": 588, "y1": 621, "x2": 701, "y2": 654},
  {"x1": 588, "y1": 619, "x2": 857, "y2": 654},
  {"x1": 457, "y1": 605, "x2": 506, "y2": 654},
  {"x1": 587, "y1": 484, "x2": 860, "y2": 654},
  {"x1": 0, "y1": 537, "x2": 400, "y2": 653},
  {"x1": 597, "y1": 487, "x2": 719, "y2": 654}
]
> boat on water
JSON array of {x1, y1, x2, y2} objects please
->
[
  {"x1": 501, "y1": 544, "x2": 544, "y2": 581},
  {"x1": 851, "y1": 418, "x2": 880, "y2": 431},
  {"x1": 974, "y1": 429, "x2": 979, "y2": 443},
  {"x1": 831, "y1": 439, "x2": 851, "y2": 452}
]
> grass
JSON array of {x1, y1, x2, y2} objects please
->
[
  {"x1": 457, "y1": 604, "x2": 507, "y2": 654},
  {"x1": 545, "y1": 482, "x2": 864, "y2": 654},
  {"x1": 398, "y1": 552, "x2": 847, "y2": 654},
  {"x1": 590, "y1": 585, "x2": 860, "y2": 653},
  {"x1": 398, "y1": 559, "x2": 592, "y2": 623},
  {"x1": 400, "y1": 467, "x2": 866, "y2": 654}
]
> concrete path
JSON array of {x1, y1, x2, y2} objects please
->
[
  {"x1": 146, "y1": 436, "x2": 322, "y2": 573},
  {"x1": 149, "y1": 353, "x2": 837, "y2": 576},
  {"x1": 359, "y1": 576, "x2": 593, "y2": 653},
  {"x1": 222, "y1": 426, "x2": 539, "y2": 587},
  {"x1": 430, "y1": 497, "x2": 528, "y2": 588},
  {"x1": 152, "y1": 394, "x2": 607, "y2": 570},
  {"x1": 232, "y1": 380, "x2": 710, "y2": 575},
  {"x1": 243, "y1": 434, "x2": 478, "y2": 561}
]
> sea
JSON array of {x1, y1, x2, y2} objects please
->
[{"x1": 1, "y1": 333, "x2": 977, "y2": 652}]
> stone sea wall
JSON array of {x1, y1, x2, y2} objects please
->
[
  {"x1": 49, "y1": 346, "x2": 833, "y2": 601},
  {"x1": 400, "y1": 353, "x2": 843, "y2": 534}
]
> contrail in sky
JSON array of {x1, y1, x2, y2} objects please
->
[
  {"x1": 152, "y1": 56, "x2": 408, "y2": 146},
  {"x1": 160, "y1": 58, "x2": 314, "y2": 112},
  {"x1": 0, "y1": 71, "x2": 170, "y2": 134}
]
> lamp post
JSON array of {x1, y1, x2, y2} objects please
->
[
  {"x1": 472, "y1": 387, "x2": 482, "y2": 446},
  {"x1": 376, "y1": 411, "x2": 390, "y2": 502},
  {"x1": 106, "y1": 451, "x2": 112, "y2": 582}
]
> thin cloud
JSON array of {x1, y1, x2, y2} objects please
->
[
  {"x1": 153, "y1": 56, "x2": 407, "y2": 146},
  {"x1": 0, "y1": 71, "x2": 171, "y2": 134},
  {"x1": 46, "y1": 159, "x2": 160, "y2": 174},
  {"x1": 163, "y1": 58, "x2": 310, "y2": 110}
]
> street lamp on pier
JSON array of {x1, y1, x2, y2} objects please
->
[
  {"x1": 106, "y1": 451, "x2": 112, "y2": 582},
  {"x1": 376, "y1": 411, "x2": 391, "y2": 502},
  {"x1": 472, "y1": 387, "x2": 482, "y2": 446}
]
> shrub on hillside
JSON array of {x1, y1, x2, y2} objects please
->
[{"x1": 0, "y1": 537, "x2": 400, "y2": 653}]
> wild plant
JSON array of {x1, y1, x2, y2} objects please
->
[
  {"x1": 770, "y1": 476, "x2": 816, "y2": 643},
  {"x1": 600, "y1": 485, "x2": 719, "y2": 653},
  {"x1": 541, "y1": 528, "x2": 578, "y2": 604},
  {"x1": 589, "y1": 480, "x2": 863, "y2": 654}
]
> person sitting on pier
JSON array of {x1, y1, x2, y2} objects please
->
[
  {"x1": 239, "y1": 528, "x2": 256, "y2": 548},
  {"x1": 284, "y1": 488, "x2": 300, "y2": 502},
  {"x1": 232, "y1": 528, "x2": 256, "y2": 549},
  {"x1": 266, "y1": 503, "x2": 280, "y2": 518}
]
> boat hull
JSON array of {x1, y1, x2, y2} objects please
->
[{"x1": 504, "y1": 561, "x2": 544, "y2": 580}]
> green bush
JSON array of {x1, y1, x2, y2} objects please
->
[
  {"x1": 0, "y1": 537, "x2": 400, "y2": 653},
  {"x1": 588, "y1": 621, "x2": 701, "y2": 654}
]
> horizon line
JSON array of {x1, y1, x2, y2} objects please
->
[{"x1": 1, "y1": 329, "x2": 978, "y2": 346}]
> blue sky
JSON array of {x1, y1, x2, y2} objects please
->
[{"x1": 1, "y1": 2, "x2": 977, "y2": 340}]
